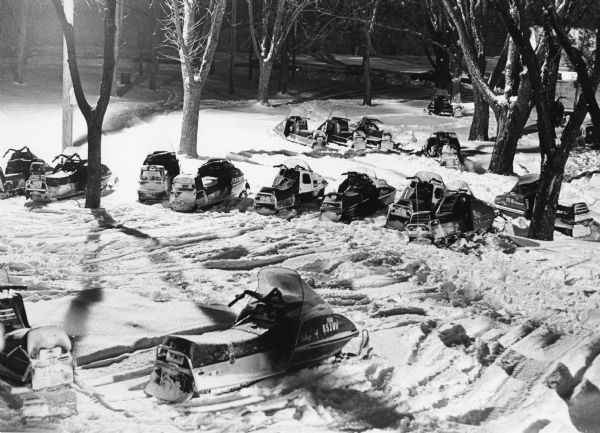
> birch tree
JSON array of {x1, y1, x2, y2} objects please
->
[
  {"x1": 166, "y1": 0, "x2": 227, "y2": 157},
  {"x1": 51, "y1": 0, "x2": 117, "y2": 209}
]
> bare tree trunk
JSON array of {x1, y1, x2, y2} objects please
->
[
  {"x1": 179, "y1": 83, "x2": 202, "y2": 158},
  {"x1": 15, "y1": 0, "x2": 30, "y2": 84},
  {"x1": 111, "y1": 0, "x2": 123, "y2": 97},
  {"x1": 279, "y1": 36, "x2": 288, "y2": 94},
  {"x1": 229, "y1": 0, "x2": 237, "y2": 94},
  {"x1": 86, "y1": 119, "x2": 103, "y2": 208},
  {"x1": 258, "y1": 60, "x2": 274, "y2": 105},
  {"x1": 61, "y1": 0, "x2": 74, "y2": 151},
  {"x1": 362, "y1": 46, "x2": 372, "y2": 106},
  {"x1": 138, "y1": 9, "x2": 144, "y2": 75},
  {"x1": 52, "y1": 0, "x2": 117, "y2": 209},
  {"x1": 449, "y1": 50, "x2": 463, "y2": 116},
  {"x1": 291, "y1": 21, "x2": 296, "y2": 79},
  {"x1": 248, "y1": 44, "x2": 253, "y2": 81},
  {"x1": 149, "y1": 0, "x2": 160, "y2": 91},
  {"x1": 470, "y1": 91, "x2": 490, "y2": 139}
]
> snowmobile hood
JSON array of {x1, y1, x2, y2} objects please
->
[{"x1": 250, "y1": 268, "x2": 333, "y2": 321}]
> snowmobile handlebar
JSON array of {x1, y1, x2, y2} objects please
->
[
  {"x1": 227, "y1": 288, "x2": 285, "y2": 308},
  {"x1": 3, "y1": 146, "x2": 31, "y2": 157},
  {"x1": 52, "y1": 153, "x2": 82, "y2": 163}
]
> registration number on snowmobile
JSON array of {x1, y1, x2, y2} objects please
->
[{"x1": 322, "y1": 318, "x2": 339, "y2": 334}]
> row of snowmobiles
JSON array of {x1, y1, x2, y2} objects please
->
[
  {"x1": 0, "y1": 267, "x2": 360, "y2": 405},
  {"x1": 274, "y1": 115, "x2": 465, "y2": 170},
  {"x1": 275, "y1": 115, "x2": 396, "y2": 151},
  {"x1": 137, "y1": 150, "x2": 593, "y2": 241},
  {"x1": 0, "y1": 147, "x2": 113, "y2": 202}
]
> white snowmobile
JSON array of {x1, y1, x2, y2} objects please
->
[
  {"x1": 273, "y1": 116, "x2": 318, "y2": 147},
  {"x1": 144, "y1": 267, "x2": 359, "y2": 402},
  {"x1": 138, "y1": 151, "x2": 181, "y2": 202},
  {"x1": 26, "y1": 153, "x2": 113, "y2": 201},
  {"x1": 254, "y1": 158, "x2": 328, "y2": 214},
  {"x1": 170, "y1": 159, "x2": 248, "y2": 212},
  {"x1": 0, "y1": 285, "x2": 74, "y2": 390}
]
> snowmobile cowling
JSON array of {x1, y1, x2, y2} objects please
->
[
  {"x1": 144, "y1": 268, "x2": 359, "y2": 402},
  {"x1": 0, "y1": 286, "x2": 74, "y2": 390}
]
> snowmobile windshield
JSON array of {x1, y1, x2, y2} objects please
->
[
  {"x1": 353, "y1": 167, "x2": 376, "y2": 179},
  {"x1": 249, "y1": 268, "x2": 332, "y2": 322},
  {"x1": 273, "y1": 168, "x2": 299, "y2": 188},
  {"x1": 141, "y1": 170, "x2": 163, "y2": 181},
  {"x1": 283, "y1": 158, "x2": 311, "y2": 172},
  {"x1": 403, "y1": 181, "x2": 434, "y2": 200}
]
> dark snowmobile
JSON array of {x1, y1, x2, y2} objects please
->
[
  {"x1": 351, "y1": 117, "x2": 386, "y2": 147},
  {"x1": 386, "y1": 171, "x2": 446, "y2": 235},
  {"x1": 254, "y1": 159, "x2": 328, "y2": 214},
  {"x1": 0, "y1": 286, "x2": 74, "y2": 390},
  {"x1": 495, "y1": 174, "x2": 593, "y2": 237},
  {"x1": 427, "y1": 95, "x2": 454, "y2": 116},
  {"x1": 320, "y1": 168, "x2": 396, "y2": 222},
  {"x1": 317, "y1": 117, "x2": 353, "y2": 146},
  {"x1": 26, "y1": 153, "x2": 113, "y2": 201},
  {"x1": 145, "y1": 267, "x2": 359, "y2": 402},
  {"x1": 422, "y1": 131, "x2": 463, "y2": 169},
  {"x1": 1, "y1": 147, "x2": 51, "y2": 198},
  {"x1": 274, "y1": 116, "x2": 317, "y2": 147},
  {"x1": 138, "y1": 151, "x2": 181, "y2": 202},
  {"x1": 170, "y1": 159, "x2": 248, "y2": 212},
  {"x1": 429, "y1": 183, "x2": 497, "y2": 242},
  {"x1": 584, "y1": 123, "x2": 600, "y2": 148}
]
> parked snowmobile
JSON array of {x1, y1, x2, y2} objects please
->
[
  {"x1": 429, "y1": 182, "x2": 496, "y2": 242},
  {"x1": 494, "y1": 174, "x2": 593, "y2": 237},
  {"x1": 1, "y1": 147, "x2": 51, "y2": 198},
  {"x1": 422, "y1": 131, "x2": 463, "y2": 169},
  {"x1": 317, "y1": 117, "x2": 353, "y2": 146},
  {"x1": 386, "y1": 171, "x2": 446, "y2": 234},
  {"x1": 320, "y1": 168, "x2": 396, "y2": 222},
  {"x1": 26, "y1": 153, "x2": 112, "y2": 201},
  {"x1": 274, "y1": 116, "x2": 317, "y2": 146},
  {"x1": 427, "y1": 95, "x2": 454, "y2": 116},
  {"x1": 584, "y1": 123, "x2": 600, "y2": 148},
  {"x1": 254, "y1": 159, "x2": 328, "y2": 214},
  {"x1": 145, "y1": 267, "x2": 359, "y2": 402},
  {"x1": 138, "y1": 151, "x2": 181, "y2": 201},
  {"x1": 170, "y1": 159, "x2": 247, "y2": 212},
  {"x1": 0, "y1": 285, "x2": 74, "y2": 390},
  {"x1": 352, "y1": 117, "x2": 385, "y2": 147}
]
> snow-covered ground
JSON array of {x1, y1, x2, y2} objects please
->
[{"x1": 3, "y1": 60, "x2": 600, "y2": 433}]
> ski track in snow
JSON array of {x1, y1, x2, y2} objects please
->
[{"x1": 4, "y1": 96, "x2": 600, "y2": 432}]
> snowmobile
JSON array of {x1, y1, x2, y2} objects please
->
[
  {"x1": 317, "y1": 116, "x2": 389, "y2": 147},
  {"x1": 426, "y1": 94, "x2": 454, "y2": 116},
  {"x1": 26, "y1": 153, "x2": 113, "y2": 201},
  {"x1": 170, "y1": 159, "x2": 248, "y2": 212},
  {"x1": 584, "y1": 123, "x2": 600, "y2": 148},
  {"x1": 421, "y1": 131, "x2": 463, "y2": 169},
  {"x1": 352, "y1": 116, "x2": 385, "y2": 147},
  {"x1": 316, "y1": 117, "x2": 353, "y2": 146},
  {"x1": 320, "y1": 168, "x2": 396, "y2": 222},
  {"x1": 429, "y1": 182, "x2": 497, "y2": 242},
  {"x1": 254, "y1": 158, "x2": 328, "y2": 214},
  {"x1": 144, "y1": 267, "x2": 359, "y2": 402},
  {"x1": 138, "y1": 151, "x2": 181, "y2": 202},
  {"x1": 274, "y1": 116, "x2": 317, "y2": 147},
  {"x1": 494, "y1": 174, "x2": 593, "y2": 237},
  {"x1": 0, "y1": 285, "x2": 74, "y2": 390},
  {"x1": 1, "y1": 147, "x2": 51, "y2": 198},
  {"x1": 385, "y1": 171, "x2": 446, "y2": 235}
]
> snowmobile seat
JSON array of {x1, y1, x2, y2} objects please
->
[{"x1": 261, "y1": 186, "x2": 295, "y2": 201}]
